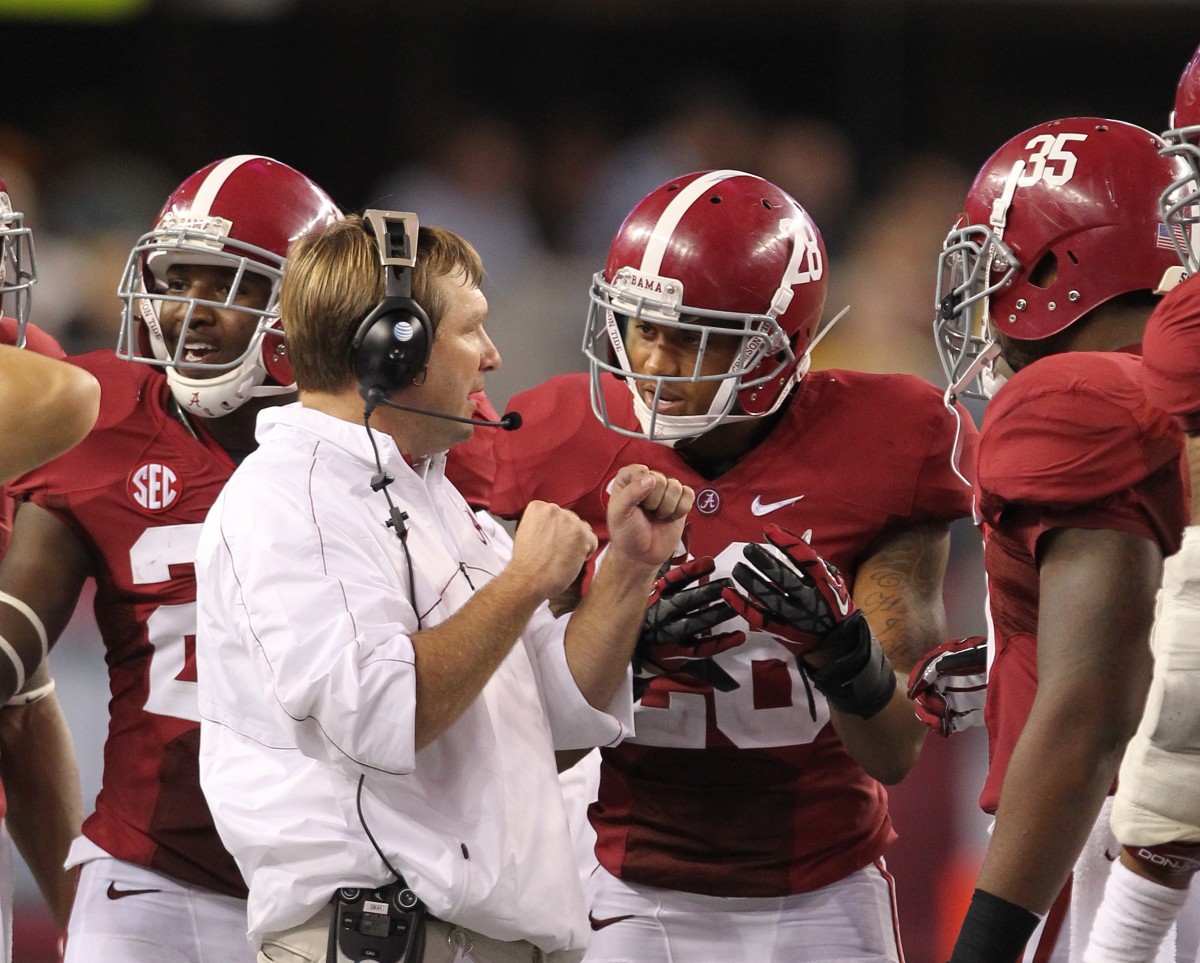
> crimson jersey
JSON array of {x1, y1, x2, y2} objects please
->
[
  {"x1": 492, "y1": 370, "x2": 976, "y2": 897},
  {"x1": 6, "y1": 351, "x2": 246, "y2": 896},
  {"x1": 976, "y1": 350, "x2": 1187, "y2": 814},
  {"x1": 1143, "y1": 273, "x2": 1200, "y2": 432}
]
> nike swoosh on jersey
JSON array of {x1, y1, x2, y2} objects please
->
[
  {"x1": 750, "y1": 494, "x2": 805, "y2": 516},
  {"x1": 589, "y1": 913, "x2": 636, "y2": 931},
  {"x1": 106, "y1": 882, "x2": 162, "y2": 900}
]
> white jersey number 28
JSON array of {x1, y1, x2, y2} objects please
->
[{"x1": 631, "y1": 541, "x2": 831, "y2": 750}]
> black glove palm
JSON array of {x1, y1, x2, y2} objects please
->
[
  {"x1": 635, "y1": 556, "x2": 745, "y2": 695},
  {"x1": 723, "y1": 524, "x2": 856, "y2": 660}
]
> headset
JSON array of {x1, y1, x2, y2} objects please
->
[
  {"x1": 352, "y1": 209, "x2": 521, "y2": 430},
  {"x1": 353, "y1": 209, "x2": 431, "y2": 400}
]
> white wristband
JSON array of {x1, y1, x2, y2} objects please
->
[
  {"x1": 0, "y1": 635, "x2": 24, "y2": 694},
  {"x1": 4, "y1": 677, "x2": 55, "y2": 708},
  {"x1": 0, "y1": 591, "x2": 48, "y2": 660}
]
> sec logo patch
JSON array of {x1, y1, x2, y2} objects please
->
[{"x1": 129, "y1": 462, "x2": 182, "y2": 512}]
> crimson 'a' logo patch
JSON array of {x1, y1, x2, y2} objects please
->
[
  {"x1": 695, "y1": 489, "x2": 720, "y2": 515},
  {"x1": 128, "y1": 463, "x2": 182, "y2": 512}
]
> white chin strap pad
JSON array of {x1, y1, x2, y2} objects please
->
[{"x1": 1111, "y1": 527, "x2": 1200, "y2": 845}]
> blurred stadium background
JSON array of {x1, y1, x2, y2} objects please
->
[{"x1": 3, "y1": 0, "x2": 1198, "y2": 959}]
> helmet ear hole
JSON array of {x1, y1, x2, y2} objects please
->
[{"x1": 1029, "y1": 252, "x2": 1059, "y2": 289}]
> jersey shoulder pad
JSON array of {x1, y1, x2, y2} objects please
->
[
  {"x1": 806, "y1": 368, "x2": 963, "y2": 432},
  {"x1": 1143, "y1": 274, "x2": 1200, "y2": 432},
  {"x1": 65, "y1": 351, "x2": 162, "y2": 431},
  {"x1": 0, "y1": 319, "x2": 66, "y2": 357},
  {"x1": 798, "y1": 370, "x2": 977, "y2": 516},
  {"x1": 8, "y1": 353, "x2": 166, "y2": 498},
  {"x1": 492, "y1": 373, "x2": 629, "y2": 516},
  {"x1": 508, "y1": 372, "x2": 611, "y2": 433},
  {"x1": 979, "y1": 352, "x2": 1179, "y2": 509}
]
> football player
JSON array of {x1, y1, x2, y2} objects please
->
[
  {"x1": 0, "y1": 170, "x2": 97, "y2": 963},
  {"x1": 934, "y1": 119, "x2": 1190, "y2": 963},
  {"x1": 491, "y1": 169, "x2": 978, "y2": 962},
  {"x1": 0, "y1": 155, "x2": 341, "y2": 962},
  {"x1": 1086, "y1": 45, "x2": 1200, "y2": 963}
]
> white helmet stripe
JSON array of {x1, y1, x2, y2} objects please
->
[
  {"x1": 641, "y1": 170, "x2": 756, "y2": 274},
  {"x1": 189, "y1": 154, "x2": 265, "y2": 217}
]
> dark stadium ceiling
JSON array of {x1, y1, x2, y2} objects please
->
[{"x1": 0, "y1": 0, "x2": 1196, "y2": 21}]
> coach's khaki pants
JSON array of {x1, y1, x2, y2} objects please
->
[{"x1": 258, "y1": 902, "x2": 582, "y2": 963}]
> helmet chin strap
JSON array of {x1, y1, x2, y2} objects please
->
[
  {"x1": 1155, "y1": 264, "x2": 1188, "y2": 295},
  {"x1": 945, "y1": 339, "x2": 1001, "y2": 407},
  {"x1": 628, "y1": 381, "x2": 738, "y2": 447},
  {"x1": 978, "y1": 358, "x2": 1009, "y2": 400},
  {"x1": 806, "y1": 304, "x2": 849, "y2": 356},
  {"x1": 990, "y1": 160, "x2": 1026, "y2": 240},
  {"x1": 247, "y1": 382, "x2": 296, "y2": 399},
  {"x1": 164, "y1": 343, "x2": 295, "y2": 419}
]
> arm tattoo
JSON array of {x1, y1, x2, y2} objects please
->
[{"x1": 853, "y1": 523, "x2": 950, "y2": 673}]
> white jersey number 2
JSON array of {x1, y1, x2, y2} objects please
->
[{"x1": 129, "y1": 523, "x2": 203, "y2": 723}]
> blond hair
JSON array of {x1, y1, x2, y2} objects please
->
[{"x1": 279, "y1": 214, "x2": 484, "y2": 394}]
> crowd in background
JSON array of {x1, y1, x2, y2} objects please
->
[{"x1": 0, "y1": 85, "x2": 975, "y2": 399}]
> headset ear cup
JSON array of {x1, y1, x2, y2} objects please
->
[{"x1": 352, "y1": 298, "x2": 431, "y2": 396}]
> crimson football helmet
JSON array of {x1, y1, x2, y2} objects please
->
[
  {"x1": 583, "y1": 169, "x2": 828, "y2": 444},
  {"x1": 116, "y1": 155, "x2": 341, "y2": 418},
  {"x1": 935, "y1": 118, "x2": 1186, "y2": 399},
  {"x1": 0, "y1": 171, "x2": 36, "y2": 349},
  {"x1": 1161, "y1": 45, "x2": 1200, "y2": 274}
]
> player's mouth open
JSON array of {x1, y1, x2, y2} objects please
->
[
  {"x1": 180, "y1": 340, "x2": 218, "y2": 364},
  {"x1": 641, "y1": 387, "x2": 685, "y2": 414}
]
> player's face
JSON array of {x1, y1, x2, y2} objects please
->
[
  {"x1": 404, "y1": 270, "x2": 499, "y2": 456},
  {"x1": 625, "y1": 318, "x2": 741, "y2": 418},
  {"x1": 158, "y1": 263, "x2": 271, "y2": 378}
]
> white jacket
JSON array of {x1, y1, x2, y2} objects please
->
[{"x1": 196, "y1": 404, "x2": 632, "y2": 951}]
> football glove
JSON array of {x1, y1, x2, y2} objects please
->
[
  {"x1": 634, "y1": 556, "x2": 745, "y2": 695},
  {"x1": 723, "y1": 523, "x2": 857, "y2": 661},
  {"x1": 906, "y1": 636, "x2": 988, "y2": 737}
]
